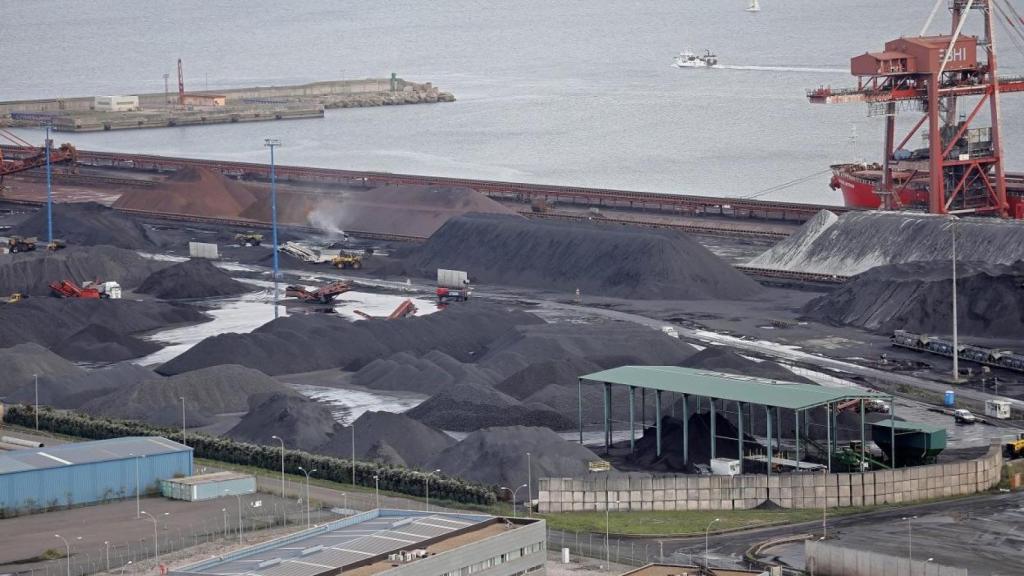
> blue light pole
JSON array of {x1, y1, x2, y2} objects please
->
[
  {"x1": 45, "y1": 124, "x2": 53, "y2": 244},
  {"x1": 264, "y1": 138, "x2": 281, "y2": 318}
]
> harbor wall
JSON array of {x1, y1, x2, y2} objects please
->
[
  {"x1": 805, "y1": 540, "x2": 967, "y2": 576},
  {"x1": 536, "y1": 440, "x2": 1002, "y2": 512}
]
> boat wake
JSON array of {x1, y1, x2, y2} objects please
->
[{"x1": 715, "y1": 64, "x2": 847, "y2": 73}]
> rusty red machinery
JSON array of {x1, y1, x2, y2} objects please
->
[
  {"x1": 49, "y1": 280, "x2": 100, "y2": 299},
  {"x1": 0, "y1": 129, "x2": 77, "y2": 183},
  {"x1": 285, "y1": 280, "x2": 351, "y2": 304},
  {"x1": 810, "y1": 0, "x2": 1024, "y2": 218}
]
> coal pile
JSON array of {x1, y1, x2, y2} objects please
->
[
  {"x1": 157, "y1": 302, "x2": 542, "y2": 376},
  {"x1": 319, "y1": 411, "x2": 457, "y2": 468},
  {"x1": 136, "y1": 259, "x2": 250, "y2": 300},
  {"x1": 227, "y1": 392, "x2": 342, "y2": 450},
  {"x1": 748, "y1": 210, "x2": 1024, "y2": 276},
  {"x1": 630, "y1": 413, "x2": 751, "y2": 472},
  {"x1": 406, "y1": 214, "x2": 763, "y2": 299},
  {"x1": 7, "y1": 362, "x2": 156, "y2": 409},
  {"x1": 12, "y1": 202, "x2": 161, "y2": 249},
  {"x1": 0, "y1": 343, "x2": 84, "y2": 398},
  {"x1": 679, "y1": 347, "x2": 812, "y2": 383},
  {"x1": 427, "y1": 426, "x2": 602, "y2": 496},
  {"x1": 52, "y1": 324, "x2": 160, "y2": 363},
  {"x1": 803, "y1": 260, "x2": 1024, "y2": 338},
  {"x1": 494, "y1": 357, "x2": 603, "y2": 400},
  {"x1": 351, "y1": 350, "x2": 501, "y2": 395},
  {"x1": 0, "y1": 298, "x2": 207, "y2": 362},
  {"x1": 83, "y1": 365, "x2": 295, "y2": 428},
  {"x1": 406, "y1": 381, "x2": 577, "y2": 431},
  {"x1": 0, "y1": 245, "x2": 164, "y2": 296}
]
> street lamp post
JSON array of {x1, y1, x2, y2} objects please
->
[
  {"x1": 226, "y1": 491, "x2": 243, "y2": 543},
  {"x1": 705, "y1": 518, "x2": 720, "y2": 568},
  {"x1": 271, "y1": 435, "x2": 286, "y2": 499},
  {"x1": 903, "y1": 515, "x2": 917, "y2": 564},
  {"x1": 179, "y1": 396, "x2": 186, "y2": 446},
  {"x1": 425, "y1": 469, "x2": 441, "y2": 512},
  {"x1": 298, "y1": 467, "x2": 316, "y2": 528},
  {"x1": 373, "y1": 474, "x2": 381, "y2": 509},
  {"x1": 163, "y1": 73, "x2": 169, "y2": 105},
  {"x1": 121, "y1": 561, "x2": 132, "y2": 575},
  {"x1": 351, "y1": 422, "x2": 356, "y2": 487},
  {"x1": 526, "y1": 451, "x2": 532, "y2": 518},
  {"x1": 222, "y1": 507, "x2": 228, "y2": 537},
  {"x1": 54, "y1": 534, "x2": 74, "y2": 576},
  {"x1": 131, "y1": 454, "x2": 144, "y2": 519},
  {"x1": 503, "y1": 484, "x2": 527, "y2": 518},
  {"x1": 264, "y1": 138, "x2": 282, "y2": 319},
  {"x1": 342, "y1": 492, "x2": 347, "y2": 513},
  {"x1": 950, "y1": 215, "x2": 960, "y2": 382},
  {"x1": 45, "y1": 124, "x2": 53, "y2": 244},
  {"x1": 140, "y1": 511, "x2": 167, "y2": 563},
  {"x1": 34, "y1": 373, "x2": 39, "y2": 430},
  {"x1": 822, "y1": 467, "x2": 828, "y2": 539},
  {"x1": 605, "y1": 499, "x2": 618, "y2": 575},
  {"x1": 104, "y1": 540, "x2": 110, "y2": 572}
]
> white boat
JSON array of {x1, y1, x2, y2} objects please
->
[
  {"x1": 673, "y1": 49, "x2": 719, "y2": 68},
  {"x1": 746, "y1": 0, "x2": 761, "y2": 12}
]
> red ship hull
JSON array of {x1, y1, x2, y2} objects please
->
[{"x1": 831, "y1": 164, "x2": 1024, "y2": 219}]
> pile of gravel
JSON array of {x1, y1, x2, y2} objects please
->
[
  {"x1": 318, "y1": 411, "x2": 457, "y2": 468},
  {"x1": 0, "y1": 343, "x2": 84, "y2": 398},
  {"x1": 352, "y1": 350, "x2": 502, "y2": 395},
  {"x1": 803, "y1": 260, "x2": 1024, "y2": 338},
  {"x1": 0, "y1": 245, "x2": 164, "y2": 296},
  {"x1": 82, "y1": 365, "x2": 294, "y2": 428},
  {"x1": 406, "y1": 380, "x2": 576, "y2": 431},
  {"x1": 406, "y1": 213, "x2": 764, "y2": 299},
  {"x1": 157, "y1": 302, "x2": 541, "y2": 376},
  {"x1": 493, "y1": 357, "x2": 603, "y2": 400},
  {"x1": 12, "y1": 202, "x2": 161, "y2": 249},
  {"x1": 0, "y1": 298, "x2": 207, "y2": 362},
  {"x1": 6, "y1": 362, "x2": 155, "y2": 409},
  {"x1": 136, "y1": 259, "x2": 251, "y2": 300},
  {"x1": 426, "y1": 426, "x2": 602, "y2": 496}
]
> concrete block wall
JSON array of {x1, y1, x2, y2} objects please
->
[{"x1": 537, "y1": 442, "x2": 1003, "y2": 513}]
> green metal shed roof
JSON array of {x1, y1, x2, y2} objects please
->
[
  {"x1": 581, "y1": 366, "x2": 888, "y2": 410},
  {"x1": 869, "y1": 419, "x2": 947, "y2": 434}
]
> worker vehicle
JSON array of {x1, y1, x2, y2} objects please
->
[
  {"x1": 953, "y1": 409, "x2": 976, "y2": 424},
  {"x1": 46, "y1": 239, "x2": 66, "y2": 251},
  {"x1": 332, "y1": 254, "x2": 363, "y2": 270},
  {"x1": 1004, "y1": 434, "x2": 1024, "y2": 459},
  {"x1": 437, "y1": 269, "x2": 470, "y2": 303},
  {"x1": 2, "y1": 235, "x2": 37, "y2": 253},
  {"x1": 235, "y1": 232, "x2": 263, "y2": 247}
]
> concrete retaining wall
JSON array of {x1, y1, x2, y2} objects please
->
[
  {"x1": 805, "y1": 539, "x2": 966, "y2": 576},
  {"x1": 537, "y1": 442, "x2": 1002, "y2": 512}
]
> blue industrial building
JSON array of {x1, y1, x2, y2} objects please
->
[{"x1": 0, "y1": 436, "x2": 192, "y2": 514}]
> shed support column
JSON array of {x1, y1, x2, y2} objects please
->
[
  {"x1": 598, "y1": 383, "x2": 606, "y2": 450},
  {"x1": 890, "y1": 396, "x2": 897, "y2": 469},
  {"x1": 655, "y1": 390, "x2": 663, "y2": 458},
  {"x1": 578, "y1": 378, "x2": 583, "y2": 445},
  {"x1": 629, "y1": 386, "x2": 636, "y2": 453},
  {"x1": 795, "y1": 410, "x2": 800, "y2": 465},
  {"x1": 710, "y1": 399, "x2": 717, "y2": 460},
  {"x1": 682, "y1": 394, "x2": 689, "y2": 466},
  {"x1": 737, "y1": 402, "x2": 744, "y2": 473},
  {"x1": 826, "y1": 403, "x2": 832, "y2": 473},
  {"x1": 766, "y1": 406, "x2": 773, "y2": 480},
  {"x1": 860, "y1": 399, "x2": 866, "y2": 469},
  {"x1": 641, "y1": 388, "x2": 646, "y2": 429}
]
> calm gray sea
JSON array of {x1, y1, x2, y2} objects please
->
[{"x1": 2, "y1": 0, "x2": 1022, "y2": 204}]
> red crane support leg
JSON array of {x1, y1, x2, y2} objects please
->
[{"x1": 928, "y1": 73, "x2": 945, "y2": 215}]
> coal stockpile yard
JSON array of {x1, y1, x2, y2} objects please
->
[
  {"x1": 406, "y1": 213, "x2": 765, "y2": 299},
  {"x1": 12, "y1": 201, "x2": 165, "y2": 249},
  {"x1": 136, "y1": 258, "x2": 251, "y2": 300},
  {"x1": 803, "y1": 260, "x2": 1024, "y2": 338},
  {"x1": 0, "y1": 244, "x2": 163, "y2": 296}
]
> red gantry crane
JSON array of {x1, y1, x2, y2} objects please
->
[
  {"x1": 0, "y1": 129, "x2": 77, "y2": 184},
  {"x1": 809, "y1": 0, "x2": 1024, "y2": 218}
]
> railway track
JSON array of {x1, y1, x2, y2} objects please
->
[
  {"x1": 520, "y1": 210, "x2": 791, "y2": 240},
  {"x1": 735, "y1": 265, "x2": 850, "y2": 284}
]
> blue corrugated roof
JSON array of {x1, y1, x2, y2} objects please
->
[{"x1": 0, "y1": 436, "x2": 190, "y2": 475}]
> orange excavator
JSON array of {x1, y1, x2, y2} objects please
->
[{"x1": 0, "y1": 128, "x2": 77, "y2": 184}]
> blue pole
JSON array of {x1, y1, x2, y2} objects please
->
[
  {"x1": 269, "y1": 143, "x2": 280, "y2": 319},
  {"x1": 45, "y1": 124, "x2": 53, "y2": 244}
]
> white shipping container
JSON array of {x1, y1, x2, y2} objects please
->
[
  {"x1": 985, "y1": 399, "x2": 1012, "y2": 419},
  {"x1": 189, "y1": 242, "x2": 219, "y2": 259},
  {"x1": 94, "y1": 95, "x2": 139, "y2": 112},
  {"x1": 437, "y1": 269, "x2": 469, "y2": 289},
  {"x1": 710, "y1": 458, "x2": 741, "y2": 476}
]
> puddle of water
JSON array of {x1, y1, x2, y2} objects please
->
[
  {"x1": 135, "y1": 291, "x2": 285, "y2": 366},
  {"x1": 290, "y1": 383, "x2": 428, "y2": 425}
]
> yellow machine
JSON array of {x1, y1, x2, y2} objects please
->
[
  {"x1": 1007, "y1": 436, "x2": 1024, "y2": 459},
  {"x1": 234, "y1": 232, "x2": 263, "y2": 246},
  {"x1": 47, "y1": 239, "x2": 66, "y2": 251},
  {"x1": 7, "y1": 293, "x2": 25, "y2": 303},
  {"x1": 332, "y1": 254, "x2": 363, "y2": 270}
]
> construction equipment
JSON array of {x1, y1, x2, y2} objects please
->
[
  {"x1": 352, "y1": 299, "x2": 418, "y2": 321},
  {"x1": 234, "y1": 232, "x2": 263, "y2": 246},
  {"x1": 280, "y1": 241, "x2": 329, "y2": 264},
  {"x1": 436, "y1": 269, "x2": 470, "y2": 303},
  {"x1": 1004, "y1": 433, "x2": 1024, "y2": 458},
  {"x1": 331, "y1": 253, "x2": 363, "y2": 270},
  {"x1": 46, "y1": 239, "x2": 66, "y2": 251},
  {"x1": 285, "y1": 280, "x2": 351, "y2": 304},
  {"x1": 6, "y1": 293, "x2": 26, "y2": 303},
  {"x1": 49, "y1": 280, "x2": 100, "y2": 299},
  {"x1": 0, "y1": 129, "x2": 78, "y2": 183},
  {"x1": 2, "y1": 235, "x2": 37, "y2": 253}
]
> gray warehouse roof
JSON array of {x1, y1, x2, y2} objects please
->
[
  {"x1": 582, "y1": 366, "x2": 888, "y2": 410},
  {"x1": 0, "y1": 436, "x2": 190, "y2": 475}
]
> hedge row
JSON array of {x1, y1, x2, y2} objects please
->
[{"x1": 3, "y1": 405, "x2": 497, "y2": 506}]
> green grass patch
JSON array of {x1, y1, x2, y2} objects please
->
[{"x1": 542, "y1": 507, "x2": 869, "y2": 536}]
